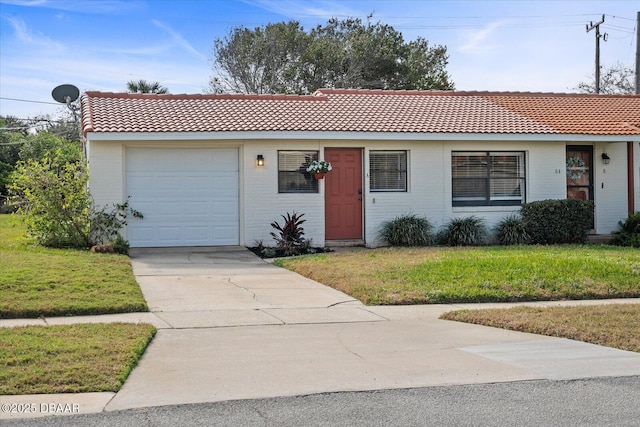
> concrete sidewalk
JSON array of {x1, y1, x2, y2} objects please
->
[{"x1": 2, "y1": 247, "x2": 640, "y2": 420}]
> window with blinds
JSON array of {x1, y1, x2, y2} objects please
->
[
  {"x1": 452, "y1": 151, "x2": 525, "y2": 206},
  {"x1": 370, "y1": 151, "x2": 407, "y2": 192},
  {"x1": 278, "y1": 150, "x2": 318, "y2": 193}
]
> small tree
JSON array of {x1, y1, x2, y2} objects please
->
[
  {"x1": 8, "y1": 151, "x2": 138, "y2": 250},
  {"x1": 9, "y1": 155, "x2": 93, "y2": 247},
  {"x1": 0, "y1": 122, "x2": 23, "y2": 208},
  {"x1": 18, "y1": 131, "x2": 81, "y2": 164}
]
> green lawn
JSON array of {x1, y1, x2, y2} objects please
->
[
  {"x1": 277, "y1": 245, "x2": 640, "y2": 353},
  {"x1": 276, "y1": 246, "x2": 640, "y2": 305},
  {"x1": 0, "y1": 323, "x2": 156, "y2": 395},
  {"x1": 0, "y1": 214, "x2": 155, "y2": 395},
  {"x1": 0, "y1": 214, "x2": 148, "y2": 318}
]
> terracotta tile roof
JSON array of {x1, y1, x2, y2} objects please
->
[{"x1": 81, "y1": 89, "x2": 640, "y2": 137}]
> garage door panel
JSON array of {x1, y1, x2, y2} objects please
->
[
  {"x1": 212, "y1": 200, "x2": 237, "y2": 216},
  {"x1": 126, "y1": 148, "x2": 239, "y2": 247},
  {"x1": 156, "y1": 176, "x2": 183, "y2": 194},
  {"x1": 183, "y1": 201, "x2": 210, "y2": 215},
  {"x1": 127, "y1": 226, "x2": 155, "y2": 246},
  {"x1": 212, "y1": 174, "x2": 236, "y2": 185},
  {"x1": 185, "y1": 226, "x2": 210, "y2": 238},
  {"x1": 156, "y1": 226, "x2": 184, "y2": 242},
  {"x1": 213, "y1": 226, "x2": 237, "y2": 240}
]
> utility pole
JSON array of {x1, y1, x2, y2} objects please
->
[
  {"x1": 635, "y1": 11, "x2": 639, "y2": 94},
  {"x1": 586, "y1": 15, "x2": 607, "y2": 94}
]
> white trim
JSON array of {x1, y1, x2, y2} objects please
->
[{"x1": 85, "y1": 131, "x2": 639, "y2": 143}]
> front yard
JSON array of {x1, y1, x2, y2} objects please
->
[
  {"x1": 0, "y1": 215, "x2": 148, "y2": 318},
  {"x1": 277, "y1": 246, "x2": 640, "y2": 352},
  {"x1": 441, "y1": 303, "x2": 640, "y2": 353},
  {"x1": 275, "y1": 246, "x2": 640, "y2": 305},
  {"x1": 0, "y1": 323, "x2": 155, "y2": 395},
  {"x1": 2, "y1": 211, "x2": 639, "y2": 396},
  {"x1": 0, "y1": 214, "x2": 154, "y2": 395}
]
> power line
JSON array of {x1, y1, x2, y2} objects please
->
[
  {"x1": 1, "y1": 117, "x2": 71, "y2": 123},
  {"x1": 0, "y1": 97, "x2": 60, "y2": 106},
  {"x1": 605, "y1": 14, "x2": 636, "y2": 22}
]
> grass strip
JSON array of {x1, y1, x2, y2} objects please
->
[
  {"x1": 0, "y1": 323, "x2": 156, "y2": 395},
  {"x1": 440, "y1": 303, "x2": 640, "y2": 353},
  {"x1": 0, "y1": 215, "x2": 148, "y2": 318},
  {"x1": 276, "y1": 246, "x2": 640, "y2": 305}
]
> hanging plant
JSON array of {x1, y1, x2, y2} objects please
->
[{"x1": 306, "y1": 160, "x2": 332, "y2": 179}]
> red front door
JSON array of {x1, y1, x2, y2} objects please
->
[{"x1": 324, "y1": 148, "x2": 363, "y2": 240}]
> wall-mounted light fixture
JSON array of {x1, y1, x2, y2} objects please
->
[
  {"x1": 256, "y1": 154, "x2": 264, "y2": 166},
  {"x1": 601, "y1": 153, "x2": 610, "y2": 165}
]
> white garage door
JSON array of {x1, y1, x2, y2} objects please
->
[{"x1": 126, "y1": 148, "x2": 239, "y2": 247}]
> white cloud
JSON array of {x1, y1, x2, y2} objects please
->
[
  {"x1": 458, "y1": 20, "x2": 507, "y2": 54},
  {"x1": 5, "y1": 16, "x2": 65, "y2": 52},
  {"x1": 1, "y1": 1, "x2": 48, "y2": 6},
  {"x1": 1, "y1": 0, "x2": 143, "y2": 14},
  {"x1": 243, "y1": 0, "x2": 363, "y2": 21},
  {"x1": 152, "y1": 20, "x2": 207, "y2": 61}
]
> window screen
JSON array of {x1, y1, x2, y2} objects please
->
[
  {"x1": 278, "y1": 150, "x2": 318, "y2": 193},
  {"x1": 370, "y1": 151, "x2": 407, "y2": 192},
  {"x1": 452, "y1": 151, "x2": 525, "y2": 206}
]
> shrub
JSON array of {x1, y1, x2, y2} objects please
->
[
  {"x1": 89, "y1": 198, "x2": 141, "y2": 247},
  {"x1": 9, "y1": 157, "x2": 93, "y2": 248},
  {"x1": 610, "y1": 212, "x2": 640, "y2": 248},
  {"x1": 521, "y1": 199, "x2": 593, "y2": 244},
  {"x1": 442, "y1": 216, "x2": 486, "y2": 246},
  {"x1": 270, "y1": 212, "x2": 307, "y2": 256},
  {"x1": 1, "y1": 129, "x2": 80, "y2": 210},
  {"x1": 8, "y1": 156, "x2": 139, "y2": 250},
  {"x1": 495, "y1": 214, "x2": 529, "y2": 245},
  {"x1": 111, "y1": 234, "x2": 131, "y2": 255},
  {"x1": 379, "y1": 213, "x2": 433, "y2": 246}
]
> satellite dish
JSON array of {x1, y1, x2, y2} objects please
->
[{"x1": 52, "y1": 84, "x2": 80, "y2": 104}]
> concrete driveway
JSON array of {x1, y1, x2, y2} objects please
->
[
  {"x1": 4, "y1": 247, "x2": 640, "y2": 420},
  {"x1": 103, "y1": 247, "x2": 640, "y2": 412},
  {"x1": 129, "y1": 246, "x2": 385, "y2": 328}
]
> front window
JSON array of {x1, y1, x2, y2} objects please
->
[
  {"x1": 452, "y1": 151, "x2": 525, "y2": 206},
  {"x1": 278, "y1": 150, "x2": 318, "y2": 193},
  {"x1": 370, "y1": 150, "x2": 407, "y2": 192}
]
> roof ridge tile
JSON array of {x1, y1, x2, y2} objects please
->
[{"x1": 83, "y1": 91, "x2": 325, "y2": 101}]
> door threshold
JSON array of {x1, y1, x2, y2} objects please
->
[{"x1": 325, "y1": 239, "x2": 366, "y2": 247}]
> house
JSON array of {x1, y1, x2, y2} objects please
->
[{"x1": 81, "y1": 89, "x2": 640, "y2": 248}]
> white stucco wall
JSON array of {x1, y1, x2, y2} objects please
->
[
  {"x1": 593, "y1": 142, "x2": 631, "y2": 234},
  {"x1": 364, "y1": 140, "x2": 568, "y2": 246},
  {"x1": 87, "y1": 140, "x2": 124, "y2": 208},
  {"x1": 86, "y1": 134, "x2": 636, "y2": 248},
  {"x1": 242, "y1": 140, "x2": 325, "y2": 247}
]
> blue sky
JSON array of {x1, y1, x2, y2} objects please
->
[{"x1": 0, "y1": 0, "x2": 637, "y2": 120}]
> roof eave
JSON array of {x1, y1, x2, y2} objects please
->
[{"x1": 84, "y1": 130, "x2": 640, "y2": 143}]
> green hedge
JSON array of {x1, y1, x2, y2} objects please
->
[
  {"x1": 521, "y1": 199, "x2": 594, "y2": 244},
  {"x1": 611, "y1": 212, "x2": 640, "y2": 247}
]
